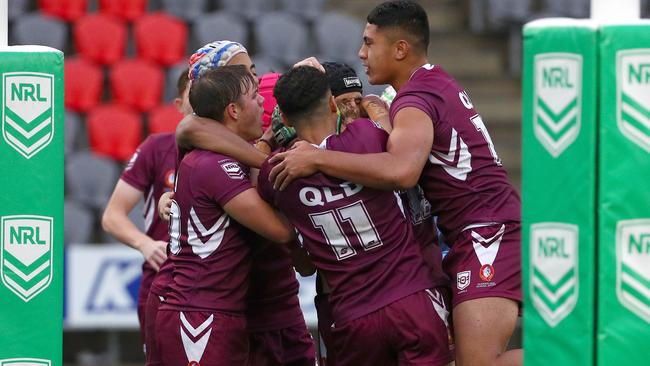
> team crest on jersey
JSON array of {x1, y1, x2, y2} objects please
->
[
  {"x1": 479, "y1": 264, "x2": 495, "y2": 282},
  {"x1": 530, "y1": 222, "x2": 578, "y2": 327},
  {"x1": 0, "y1": 358, "x2": 51, "y2": 366},
  {"x1": 533, "y1": 53, "x2": 582, "y2": 158},
  {"x1": 220, "y1": 161, "x2": 245, "y2": 180},
  {"x1": 1, "y1": 215, "x2": 53, "y2": 302},
  {"x1": 617, "y1": 49, "x2": 650, "y2": 153},
  {"x1": 457, "y1": 270, "x2": 471, "y2": 291},
  {"x1": 2, "y1": 72, "x2": 54, "y2": 159},
  {"x1": 164, "y1": 169, "x2": 175, "y2": 190},
  {"x1": 616, "y1": 219, "x2": 650, "y2": 323}
]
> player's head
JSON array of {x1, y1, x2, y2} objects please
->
[
  {"x1": 274, "y1": 66, "x2": 337, "y2": 134},
  {"x1": 174, "y1": 67, "x2": 192, "y2": 116},
  {"x1": 188, "y1": 40, "x2": 257, "y2": 82},
  {"x1": 359, "y1": 0, "x2": 429, "y2": 85},
  {"x1": 323, "y1": 61, "x2": 363, "y2": 124},
  {"x1": 189, "y1": 65, "x2": 264, "y2": 141}
]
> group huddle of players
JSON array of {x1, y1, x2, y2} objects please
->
[{"x1": 102, "y1": 1, "x2": 523, "y2": 365}]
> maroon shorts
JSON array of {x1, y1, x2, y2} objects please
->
[
  {"x1": 331, "y1": 289, "x2": 454, "y2": 366},
  {"x1": 443, "y1": 222, "x2": 522, "y2": 308},
  {"x1": 156, "y1": 309, "x2": 249, "y2": 365},
  {"x1": 138, "y1": 266, "x2": 156, "y2": 348},
  {"x1": 145, "y1": 292, "x2": 163, "y2": 366},
  {"x1": 247, "y1": 322, "x2": 316, "y2": 366},
  {"x1": 314, "y1": 293, "x2": 336, "y2": 366}
]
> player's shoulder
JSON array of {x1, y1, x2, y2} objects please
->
[
  {"x1": 403, "y1": 64, "x2": 458, "y2": 94},
  {"x1": 187, "y1": 150, "x2": 250, "y2": 182},
  {"x1": 328, "y1": 118, "x2": 388, "y2": 154}
]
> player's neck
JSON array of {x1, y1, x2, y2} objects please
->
[
  {"x1": 295, "y1": 114, "x2": 337, "y2": 146},
  {"x1": 392, "y1": 56, "x2": 429, "y2": 91}
]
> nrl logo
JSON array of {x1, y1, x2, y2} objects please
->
[
  {"x1": 617, "y1": 49, "x2": 650, "y2": 153},
  {"x1": 1, "y1": 215, "x2": 53, "y2": 302},
  {"x1": 533, "y1": 53, "x2": 582, "y2": 158},
  {"x1": 0, "y1": 359, "x2": 51, "y2": 366},
  {"x1": 616, "y1": 219, "x2": 650, "y2": 323},
  {"x1": 1, "y1": 72, "x2": 54, "y2": 159},
  {"x1": 530, "y1": 222, "x2": 579, "y2": 327}
]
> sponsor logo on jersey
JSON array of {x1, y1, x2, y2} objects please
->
[
  {"x1": 616, "y1": 219, "x2": 650, "y2": 323},
  {"x1": 0, "y1": 358, "x2": 51, "y2": 366},
  {"x1": 530, "y1": 222, "x2": 578, "y2": 327},
  {"x1": 479, "y1": 264, "x2": 495, "y2": 282},
  {"x1": 1, "y1": 215, "x2": 53, "y2": 302},
  {"x1": 533, "y1": 53, "x2": 582, "y2": 158},
  {"x1": 164, "y1": 169, "x2": 175, "y2": 190},
  {"x1": 457, "y1": 270, "x2": 471, "y2": 291},
  {"x1": 617, "y1": 49, "x2": 650, "y2": 153},
  {"x1": 2, "y1": 72, "x2": 54, "y2": 159},
  {"x1": 220, "y1": 161, "x2": 245, "y2": 180}
]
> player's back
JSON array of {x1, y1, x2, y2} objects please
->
[
  {"x1": 390, "y1": 64, "x2": 521, "y2": 243},
  {"x1": 259, "y1": 119, "x2": 434, "y2": 324},
  {"x1": 163, "y1": 149, "x2": 253, "y2": 313}
]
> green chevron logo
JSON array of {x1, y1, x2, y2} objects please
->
[
  {"x1": 0, "y1": 359, "x2": 51, "y2": 366},
  {"x1": 530, "y1": 222, "x2": 579, "y2": 327},
  {"x1": 1, "y1": 72, "x2": 54, "y2": 159},
  {"x1": 1, "y1": 215, "x2": 53, "y2": 302},
  {"x1": 617, "y1": 49, "x2": 650, "y2": 153},
  {"x1": 533, "y1": 53, "x2": 582, "y2": 158},
  {"x1": 617, "y1": 219, "x2": 650, "y2": 323}
]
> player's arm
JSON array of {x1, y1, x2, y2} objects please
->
[
  {"x1": 288, "y1": 241, "x2": 316, "y2": 276},
  {"x1": 102, "y1": 180, "x2": 167, "y2": 271},
  {"x1": 270, "y1": 107, "x2": 433, "y2": 191},
  {"x1": 223, "y1": 188, "x2": 295, "y2": 244},
  {"x1": 176, "y1": 114, "x2": 268, "y2": 168}
]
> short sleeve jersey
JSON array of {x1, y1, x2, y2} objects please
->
[
  {"x1": 162, "y1": 149, "x2": 254, "y2": 312},
  {"x1": 120, "y1": 132, "x2": 177, "y2": 297},
  {"x1": 390, "y1": 64, "x2": 521, "y2": 243},
  {"x1": 258, "y1": 119, "x2": 434, "y2": 324}
]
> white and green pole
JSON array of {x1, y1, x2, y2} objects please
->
[{"x1": 0, "y1": 0, "x2": 64, "y2": 365}]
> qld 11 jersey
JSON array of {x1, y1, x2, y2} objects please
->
[
  {"x1": 258, "y1": 119, "x2": 434, "y2": 324},
  {"x1": 390, "y1": 64, "x2": 521, "y2": 243}
]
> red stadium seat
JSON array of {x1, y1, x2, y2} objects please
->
[
  {"x1": 134, "y1": 12, "x2": 188, "y2": 66},
  {"x1": 148, "y1": 104, "x2": 183, "y2": 134},
  {"x1": 99, "y1": 0, "x2": 147, "y2": 21},
  {"x1": 64, "y1": 58, "x2": 103, "y2": 113},
  {"x1": 39, "y1": 0, "x2": 87, "y2": 22},
  {"x1": 74, "y1": 13, "x2": 127, "y2": 65},
  {"x1": 87, "y1": 104, "x2": 143, "y2": 161},
  {"x1": 110, "y1": 59, "x2": 164, "y2": 112}
]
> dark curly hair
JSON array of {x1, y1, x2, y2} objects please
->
[
  {"x1": 367, "y1": 0, "x2": 429, "y2": 54},
  {"x1": 273, "y1": 66, "x2": 331, "y2": 128}
]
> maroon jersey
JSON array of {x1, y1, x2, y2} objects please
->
[
  {"x1": 390, "y1": 64, "x2": 521, "y2": 243},
  {"x1": 121, "y1": 133, "x2": 177, "y2": 297},
  {"x1": 162, "y1": 149, "x2": 254, "y2": 312},
  {"x1": 246, "y1": 239, "x2": 303, "y2": 331},
  {"x1": 258, "y1": 119, "x2": 434, "y2": 324}
]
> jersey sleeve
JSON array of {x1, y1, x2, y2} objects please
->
[
  {"x1": 390, "y1": 91, "x2": 440, "y2": 126},
  {"x1": 193, "y1": 155, "x2": 254, "y2": 207},
  {"x1": 256, "y1": 156, "x2": 276, "y2": 205},
  {"x1": 121, "y1": 135, "x2": 156, "y2": 192}
]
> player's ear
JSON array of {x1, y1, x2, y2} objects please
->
[
  {"x1": 394, "y1": 39, "x2": 409, "y2": 61},
  {"x1": 173, "y1": 97, "x2": 182, "y2": 112},
  {"x1": 329, "y1": 95, "x2": 338, "y2": 114},
  {"x1": 225, "y1": 102, "x2": 238, "y2": 121}
]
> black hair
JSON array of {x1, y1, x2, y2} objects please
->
[
  {"x1": 273, "y1": 66, "x2": 331, "y2": 127},
  {"x1": 189, "y1": 65, "x2": 257, "y2": 122},
  {"x1": 177, "y1": 67, "x2": 190, "y2": 97},
  {"x1": 367, "y1": 0, "x2": 430, "y2": 54}
]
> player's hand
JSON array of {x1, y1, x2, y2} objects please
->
[
  {"x1": 137, "y1": 238, "x2": 168, "y2": 271},
  {"x1": 292, "y1": 57, "x2": 325, "y2": 73},
  {"x1": 269, "y1": 141, "x2": 319, "y2": 191},
  {"x1": 360, "y1": 94, "x2": 390, "y2": 121},
  {"x1": 158, "y1": 191, "x2": 174, "y2": 221}
]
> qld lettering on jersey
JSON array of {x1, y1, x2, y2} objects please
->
[{"x1": 299, "y1": 181, "x2": 363, "y2": 207}]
